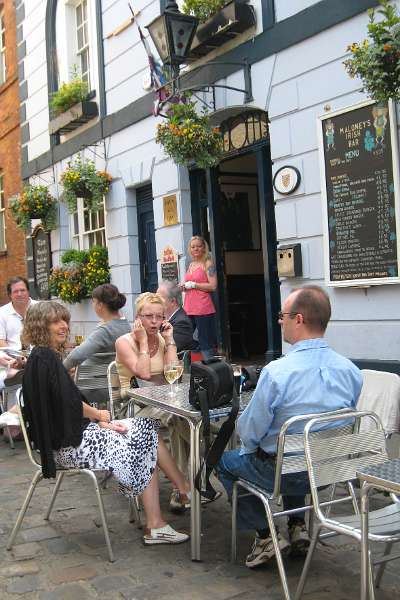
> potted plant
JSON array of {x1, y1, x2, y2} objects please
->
[
  {"x1": 49, "y1": 246, "x2": 110, "y2": 304},
  {"x1": 60, "y1": 156, "x2": 112, "y2": 213},
  {"x1": 344, "y1": 0, "x2": 400, "y2": 103},
  {"x1": 49, "y1": 68, "x2": 98, "y2": 135},
  {"x1": 182, "y1": 0, "x2": 256, "y2": 58},
  {"x1": 156, "y1": 98, "x2": 223, "y2": 168},
  {"x1": 9, "y1": 184, "x2": 58, "y2": 232}
]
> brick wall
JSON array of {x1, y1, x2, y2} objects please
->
[{"x1": 0, "y1": 1, "x2": 25, "y2": 305}]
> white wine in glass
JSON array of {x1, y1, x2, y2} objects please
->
[{"x1": 164, "y1": 361, "x2": 183, "y2": 396}]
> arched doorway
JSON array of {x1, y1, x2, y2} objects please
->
[{"x1": 190, "y1": 107, "x2": 281, "y2": 363}]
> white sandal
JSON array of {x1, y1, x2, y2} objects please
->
[{"x1": 143, "y1": 524, "x2": 190, "y2": 545}]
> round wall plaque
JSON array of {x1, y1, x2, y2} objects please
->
[{"x1": 273, "y1": 166, "x2": 301, "y2": 195}]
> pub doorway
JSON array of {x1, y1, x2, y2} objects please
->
[{"x1": 190, "y1": 145, "x2": 281, "y2": 363}]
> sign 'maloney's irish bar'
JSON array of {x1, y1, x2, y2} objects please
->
[{"x1": 319, "y1": 100, "x2": 400, "y2": 287}]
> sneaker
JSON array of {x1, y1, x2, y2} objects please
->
[
  {"x1": 245, "y1": 532, "x2": 290, "y2": 568},
  {"x1": 288, "y1": 522, "x2": 310, "y2": 558},
  {"x1": 143, "y1": 524, "x2": 190, "y2": 545}
]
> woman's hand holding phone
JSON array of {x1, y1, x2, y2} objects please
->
[{"x1": 160, "y1": 320, "x2": 173, "y2": 340}]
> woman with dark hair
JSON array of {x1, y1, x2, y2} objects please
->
[
  {"x1": 63, "y1": 283, "x2": 131, "y2": 405},
  {"x1": 21, "y1": 301, "x2": 190, "y2": 545}
]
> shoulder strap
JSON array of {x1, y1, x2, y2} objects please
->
[{"x1": 195, "y1": 388, "x2": 240, "y2": 499}]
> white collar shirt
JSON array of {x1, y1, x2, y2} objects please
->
[{"x1": 0, "y1": 298, "x2": 37, "y2": 349}]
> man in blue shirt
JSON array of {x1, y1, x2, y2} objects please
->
[{"x1": 217, "y1": 285, "x2": 362, "y2": 568}]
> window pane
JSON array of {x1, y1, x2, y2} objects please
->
[
  {"x1": 0, "y1": 213, "x2": 5, "y2": 251},
  {"x1": 83, "y1": 209, "x2": 90, "y2": 231},
  {"x1": 76, "y1": 4, "x2": 82, "y2": 26},
  {"x1": 98, "y1": 209, "x2": 104, "y2": 228},
  {"x1": 83, "y1": 22, "x2": 88, "y2": 45},
  {"x1": 81, "y1": 49, "x2": 88, "y2": 75},
  {"x1": 83, "y1": 0, "x2": 88, "y2": 21},
  {"x1": 73, "y1": 212, "x2": 79, "y2": 235},
  {"x1": 77, "y1": 27, "x2": 84, "y2": 50}
]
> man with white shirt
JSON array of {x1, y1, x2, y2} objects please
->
[{"x1": 0, "y1": 277, "x2": 36, "y2": 349}]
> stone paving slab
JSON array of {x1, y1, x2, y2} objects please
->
[{"x1": 1, "y1": 440, "x2": 400, "y2": 599}]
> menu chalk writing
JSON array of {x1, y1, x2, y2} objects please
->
[
  {"x1": 321, "y1": 101, "x2": 398, "y2": 284},
  {"x1": 161, "y1": 261, "x2": 179, "y2": 282},
  {"x1": 33, "y1": 227, "x2": 52, "y2": 299}
]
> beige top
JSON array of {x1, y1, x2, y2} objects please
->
[{"x1": 116, "y1": 332, "x2": 165, "y2": 396}]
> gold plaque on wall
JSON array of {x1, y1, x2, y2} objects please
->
[{"x1": 163, "y1": 194, "x2": 178, "y2": 226}]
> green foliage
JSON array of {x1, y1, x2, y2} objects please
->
[
  {"x1": 50, "y1": 68, "x2": 89, "y2": 117},
  {"x1": 156, "y1": 99, "x2": 223, "y2": 168},
  {"x1": 9, "y1": 185, "x2": 58, "y2": 232},
  {"x1": 49, "y1": 246, "x2": 110, "y2": 304},
  {"x1": 344, "y1": 0, "x2": 400, "y2": 102},
  {"x1": 60, "y1": 156, "x2": 112, "y2": 214},
  {"x1": 182, "y1": 0, "x2": 228, "y2": 22}
]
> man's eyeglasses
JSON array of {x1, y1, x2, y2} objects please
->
[
  {"x1": 278, "y1": 311, "x2": 298, "y2": 320},
  {"x1": 140, "y1": 314, "x2": 164, "y2": 321}
]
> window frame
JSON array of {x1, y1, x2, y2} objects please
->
[
  {"x1": 0, "y1": 8, "x2": 6, "y2": 86},
  {"x1": 70, "y1": 196, "x2": 106, "y2": 250},
  {"x1": 0, "y1": 173, "x2": 6, "y2": 251}
]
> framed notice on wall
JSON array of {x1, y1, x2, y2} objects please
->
[{"x1": 318, "y1": 99, "x2": 400, "y2": 286}]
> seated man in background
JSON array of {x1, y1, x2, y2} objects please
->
[
  {"x1": 0, "y1": 276, "x2": 36, "y2": 350},
  {"x1": 157, "y1": 280, "x2": 198, "y2": 354},
  {"x1": 217, "y1": 285, "x2": 362, "y2": 568}
]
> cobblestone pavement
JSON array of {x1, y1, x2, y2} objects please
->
[{"x1": 1, "y1": 439, "x2": 399, "y2": 599}]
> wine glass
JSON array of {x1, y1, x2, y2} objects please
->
[{"x1": 164, "y1": 360, "x2": 184, "y2": 396}]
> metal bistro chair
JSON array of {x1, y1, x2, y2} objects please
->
[
  {"x1": 7, "y1": 391, "x2": 115, "y2": 562},
  {"x1": 231, "y1": 409, "x2": 357, "y2": 600},
  {"x1": 74, "y1": 352, "x2": 116, "y2": 410},
  {"x1": 295, "y1": 410, "x2": 400, "y2": 599}
]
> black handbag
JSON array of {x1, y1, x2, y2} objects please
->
[
  {"x1": 241, "y1": 364, "x2": 264, "y2": 391},
  {"x1": 189, "y1": 358, "x2": 239, "y2": 499}
]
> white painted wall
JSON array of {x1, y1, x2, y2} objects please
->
[{"x1": 20, "y1": 1, "x2": 400, "y2": 360}]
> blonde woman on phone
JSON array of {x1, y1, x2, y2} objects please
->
[
  {"x1": 116, "y1": 292, "x2": 190, "y2": 513},
  {"x1": 180, "y1": 236, "x2": 217, "y2": 359}
]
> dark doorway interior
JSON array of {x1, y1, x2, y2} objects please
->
[{"x1": 137, "y1": 185, "x2": 158, "y2": 292}]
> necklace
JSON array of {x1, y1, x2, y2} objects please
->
[{"x1": 148, "y1": 336, "x2": 159, "y2": 356}]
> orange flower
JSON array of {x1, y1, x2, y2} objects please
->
[{"x1": 383, "y1": 43, "x2": 392, "y2": 51}]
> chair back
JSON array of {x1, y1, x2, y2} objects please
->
[
  {"x1": 107, "y1": 360, "x2": 124, "y2": 419},
  {"x1": 272, "y1": 408, "x2": 355, "y2": 498},
  {"x1": 15, "y1": 389, "x2": 42, "y2": 470},
  {"x1": 303, "y1": 410, "x2": 388, "y2": 521},
  {"x1": 357, "y1": 370, "x2": 400, "y2": 435},
  {"x1": 177, "y1": 349, "x2": 191, "y2": 373},
  {"x1": 74, "y1": 352, "x2": 115, "y2": 392}
]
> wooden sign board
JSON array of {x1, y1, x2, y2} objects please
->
[
  {"x1": 163, "y1": 194, "x2": 178, "y2": 226},
  {"x1": 160, "y1": 245, "x2": 179, "y2": 282},
  {"x1": 32, "y1": 226, "x2": 52, "y2": 299},
  {"x1": 318, "y1": 100, "x2": 400, "y2": 286}
]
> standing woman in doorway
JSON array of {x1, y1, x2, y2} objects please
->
[{"x1": 181, "y1": 236, "x2": 217, "y2": 360}]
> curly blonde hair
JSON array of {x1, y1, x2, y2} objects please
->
[
  {"x1": 187, "y1": 235, "x2": 210, "y2": 263},
  {"x1": 22, "y1": 301, "x2": 70, "y2": 349},
  {"x1": 135, "y1": 292, "x2": 165, "y2": 317}
]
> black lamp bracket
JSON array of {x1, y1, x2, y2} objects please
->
[{"x1": 160, "y1": 59, "x2": 253, "y2": 112}]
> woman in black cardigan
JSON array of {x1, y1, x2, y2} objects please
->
[{"x1": 21, "y1": 301, "x2": 190, "y2": 545}]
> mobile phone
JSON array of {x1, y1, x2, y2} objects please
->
[{"x1": 159, "y1": 324, "x2": 166, "y2": 333}]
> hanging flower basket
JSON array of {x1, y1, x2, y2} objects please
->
[
  {"x1": 343, "y1": 0, "x2": 400, "y2": 103},
  {"x1": 156, "y1": 98, "x2": 223, "y2": 168},
  {"x1": 60, "y1": 156, "x2": 112, "y2": 213},
  {"x1": 49, "y1": 246, "x2": 110, "y2": 304},
  {"x1": 9, "y1": 185, "x2": 58, "y2": 232}
]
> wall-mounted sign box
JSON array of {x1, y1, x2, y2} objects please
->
[
  {"x1": 318, "y1": 99, "x2": 400, "y2": 287},
  {"x1": 163, "y1": 194, "x2": 178, "y2": 226},
  {"x1": 160, "y1": 245, "x2": 179, "y2": 282}
]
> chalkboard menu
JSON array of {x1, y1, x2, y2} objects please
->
[
  {"x1": 32, "y1": 227, "x2": 52, "y2": 299},
  {"x1": 319, "y1": 100, "x2": 400, "y2": 286},
  {"x1": 161, "y1": 261, "x2": 179, "y2": 282}
]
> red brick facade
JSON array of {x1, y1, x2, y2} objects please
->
[{"x1": 0, "y1": 2, "x2": 25, "y2": 305}]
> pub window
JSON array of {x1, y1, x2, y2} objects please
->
[
  {"x1": 0, "y1": 174, "x2": 6, "y2": 251},
  {"x1": 76, "y1": 0, "x2": 90, "y2": 87},
  {"x1": 71, "y1": 198, "x2": 106, "y2": 249},
  {"x1": 0, "y1": 9, "x2": 6, "y2": 86}
]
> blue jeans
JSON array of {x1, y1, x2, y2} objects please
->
[
  {"x1": 189, "y1": 314, "x2": 217, "y2": 359},
  {"x1": 216, "y1": 449, "x2": 310, "y2": 531}
]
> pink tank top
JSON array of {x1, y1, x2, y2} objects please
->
[{"x1": 183, "y1": 266, "x2": 216, "y2": 316}]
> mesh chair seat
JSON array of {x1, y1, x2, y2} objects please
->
[{"x1": 328, "y1": 503, "x2": 400, "y2": 538}]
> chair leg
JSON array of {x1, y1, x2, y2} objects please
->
[
  {"x1": 44, "y1": 471, "x2": 65, "y2": 520},
  {"x1": 7, "y1": 469, "x2": 43, "y2": 550},
  {"x1": 82, "y1": 469, "x2": 114, "y2": 562},
  {"x1": 264, "y1": 500, "x2": 291, "y2": 600},
  {"x1": 231, "y1": 481, "x2": 238, "y2": 563},
  {"x1": 375, "y1": 542, "x2": 392, "y2": 589},
  {"x1": 348, "y1": 480, "x2": 360, "y2": 515},
  {"x1": 294, "y1": 524, "x2": 321, "y2": 600},
  {"x1": 129, "y1": 496, "x2": 142, "y2": 528}
]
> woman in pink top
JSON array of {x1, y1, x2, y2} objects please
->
[{"x1": 181, "y1": 236, "x2": 217, "y2": 359}]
